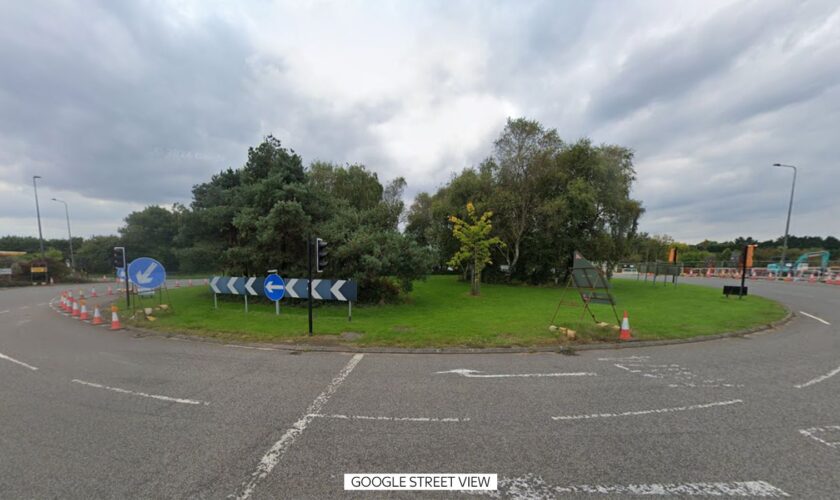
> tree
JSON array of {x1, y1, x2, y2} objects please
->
[{"x1": 447, "y1": 202, "x2": 504, "y2": 295}]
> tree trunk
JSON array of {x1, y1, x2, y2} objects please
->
[{"x1": 471, "y1": 256, "x2": 480, "y2": 295}]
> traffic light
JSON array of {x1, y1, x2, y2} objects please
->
[
  {"x1": 745, "y1": 244, "x2": 757, "y2": 268},
  {"x1": 112, "y1": 247, "x2": 125, "y2": 269},
  {"x1": 315, "y1": 238, "x2": 328, "y2": 273}
]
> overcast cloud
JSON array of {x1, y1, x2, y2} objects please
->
[{"x1": 1, "y1": 0, "x2": 838, "y2": 243}]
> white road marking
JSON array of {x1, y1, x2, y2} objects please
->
[
  {"x1": 71, "y1": 379, "x2": 209, "y2": 405},
  {"x1": 19, "y1": 305, "x2": 29, "y2": 309},
  {"x1": 551, "y1": 399, "x2": 743, "y2": 421},
  {"x1": 234, "y1": 353, "x2": 364, "y2": 500},
  {"x1": 0, "y1": 351, "x2": 39, "y2": 371},
  {"x1": 436, "y1": 369, "x2": 596, "y2": 378},
  {"x1": 37, "y1": 302, "x2": 47, "y2": 306},
  {"x1": 799, "y1": 426, "x2": 840, "y2": 449},
  {"x1": 309, "y1": 413, "x2": 469, "y2": 423},
  {"x1": 469, "y1": 474, "x2": 789, "y2": 498},
  {"x1": 0, "y1": 310, "x2": 9, "y2": 314},
  {"x1": 794, "y1": 365, "x2": 840, "y2": 389},
  {"x1": 597, "y1": 355, "x2": 649, "y2": 361},
  {"x1": 799, "y1": 311, "x2": 831, "y2": 325}
]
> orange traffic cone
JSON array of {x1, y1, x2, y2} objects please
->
[
  {"x1": 619, "y1": 311, "x2": 632, "y2": 341},
  {"x1": 110, "y1": 305, "x2": 121, "y2": 330},
  {"x1": 72, "y1": 298, "x2": 80, "y2": 317},
  {"x1": 79, "y1": 300, "x2": 89, "y2": 320},
  {"x1": 66, "y1": 292, "x2": 73, "y2": 312},
  {"x1": 91, "y1": 287, "x2": 98, "y2": 297},
  {"x1": 92, "y1": 305, "x2": 103, "y2": 325}
]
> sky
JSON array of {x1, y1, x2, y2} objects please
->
[{"x1": 1, "y1": 0, "x2": 838, "y2": 244}]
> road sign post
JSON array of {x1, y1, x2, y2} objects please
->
[
  {"x1": 114, "y1": 247, "x2": 128, "y2": 308},
  {"x1": 263, "y1": 274, "x2": 286, "y2": 316}
]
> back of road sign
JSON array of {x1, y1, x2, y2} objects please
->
[{"x1": 128, "y1": 257, "x2": 167, "y2": 289}]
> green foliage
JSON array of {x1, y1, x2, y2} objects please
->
[
  {"x1": 407, "y1": 118, "x2": 644, "y2": 283},
  {"x1": 447, "y1": 203, "x2": 504, "y2": 295},
  {"x1": 75, "y1": 235, "x2": 121, "y2": 274}
]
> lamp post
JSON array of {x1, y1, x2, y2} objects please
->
[
  {"x1": 773, "y1": 163, "x2": 797, "y2": 274},
  {"x1": 52, "y1": 198, "x2": 75, "y2": 271},
  {"x1": 32, "y1": 175, "x2": 46, "y2": 263}
]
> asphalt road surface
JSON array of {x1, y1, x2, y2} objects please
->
[{"x1": 1, "y1": 277, "x2": 839, "y2": 499}]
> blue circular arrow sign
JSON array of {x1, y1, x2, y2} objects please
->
[
  {"x1": 127, "y1": 257, "x2": 167, "y2": 289},
  {"x1": 263, "y1": 273, "x2": 286, "y2": 301}
]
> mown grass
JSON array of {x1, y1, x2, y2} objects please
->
[{"x1": 134, "y1": 275, "x2": 786, "y2": 348}]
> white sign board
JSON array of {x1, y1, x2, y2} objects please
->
[{"x1": 0, "y1": 268, "x2": 12, "y2": 276}]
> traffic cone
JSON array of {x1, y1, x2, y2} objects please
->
[
  {"x1": 108, "y1": 285, "x2": 113, "y2": 296},
  {"x1": 203, "y1": 278, "x2": 209, "y2": 285},
  {"x1": 175, "y1": 280, "x2": 181, "y2": 288},
  {"x1": 91, "y1": 287, "x2": 98, "y2": 297},
  {"x1": 72, "y1": 298, "x2": 80, "y2": 317},
  {"x1": 79, "y1": 299, "x2": 89, "y2": 320},
  {"x1": 110, "y1": 305, "x2": 121, "y2": 330},
  {"x1": 92, "y1": 305, "x2": 103, "y2": 325},
  {"x1": 66, "y1": 292, "x2": 73, "y2": 312},
  {"x1": 619, "y1": 311, "x2": 632, "y2": 341}
]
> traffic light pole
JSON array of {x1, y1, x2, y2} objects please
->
[{"x1": 307, "y1": 236, "x2": 313, "y2": 336}]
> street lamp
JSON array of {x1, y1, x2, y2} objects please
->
[
  {"x1": 32, "y1": 175, "x2": 45, "y2": 264},
  {"x1": 52, "y1": 198, "x2": 75, "y2": 271},
  {"x1": 773, "y1": 163, "x2": 797, "y2": 273}
]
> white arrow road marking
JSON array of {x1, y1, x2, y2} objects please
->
[
  {"x1": 72, "y1": 379, "x2": 209, "y2": 405},
  {"x1": 795, "y1": 365, "x2": 840, "y2": 389},
  {"x1": 0, "y1": 351, "x2": 38, "y2": 371},
  {"x1": 244, "y1": 277, "x2": 257, "y2": 295},
  {"x1": 286, "y1": 278, "x2": 299, "y2": 298},
  {"x1": 435, "y1": 369, "x2": 597, "y2": 378},
  {"x1": 551, "y1": 399, "x2": 743, "y2": 421},
  {"x1": 330, "y1": 280, "x2": 346, "y2": 301},
  {"x1": 227, "y1": 277, "x2": 239, "y2": 294},
  {"x1": 210, "y1": 276, "x2": 221, "y2": 294},
  {"x1": 234, "y1": 353, "x2": 364, "y2": 500},
  {"x1": 799, "y1": 311, "x2": 831, "y2": 325},
  {"x1": 135, "y1": 262, "x2": 157, "y2": 285},
  {"x1": 480, "y1": 475, "x2": 789, "y2": 498},
  {"x1": 311, "y1": 279, "x2": 322, "y2": 300}
]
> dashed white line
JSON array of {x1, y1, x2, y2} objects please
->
[
  {"x1": 0, "y1": 310, "x2": 10, "y2": 314},
  {"x1": 794, "y1": 365, "x2": 840, "y2": 389},
  {"x1": 71, "y1": 379, "x2": 209, "y2": 405},
  {"x1": 436, "y1": 369, "x2": 596, "y2": 378},
  {"x1": 309, "y1": 413, "x2": 469, "y2": 423},
  {"x1": 471, "y1": 474, "x2": 789, "y2": 498},
  {"x1": 799, "y1": 426, "x2": 840, "y2": 449},
  {"x1": 234, "y1": 353, "x2": 365, "y2": 500},
  {"x1": 551, "y1": 399, "x2": 743, "y2": 421},
  {"x1": 0, "y1": 351, "x2": 39, "y2": 371},
  {"x1": 799, "y1": 311, "x2": 831, "y2": 325}
]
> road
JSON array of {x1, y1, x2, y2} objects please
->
[{"x1": 1, "y1": 278, "x2": 839, "y2": 498}]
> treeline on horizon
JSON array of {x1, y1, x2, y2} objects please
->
[{"x1": 2, "y1": 118, "x2": 837, "y2": 297}]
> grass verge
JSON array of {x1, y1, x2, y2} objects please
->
[{"x1": 131, "y1": 275, "x2": 786, "y2": 348}]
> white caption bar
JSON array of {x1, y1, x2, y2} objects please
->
[{"x1": 345, "y1": 474, "x2": 496, "y2": 491}]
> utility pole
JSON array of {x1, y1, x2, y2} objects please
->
[
  {"x1": 307, "y1": 236, "x2": 313, "y2": 336},
  {"x1": 52, "y1": 198, "x2": 75, "y2": 271},
  {"x1": 32, "y1": 176, "x2": 45, "y2": 261}
]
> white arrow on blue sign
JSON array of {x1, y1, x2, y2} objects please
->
[
  {"x1": 128, "y1": 257, "x2": 166, "y2": 289},
  {"x1": 263, "y1": 274, "x2": 286, "y2": 301}
]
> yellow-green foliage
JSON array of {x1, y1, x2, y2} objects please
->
[{"x1": 447, "y1": 202, "x2": 504, "y2": 295}]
